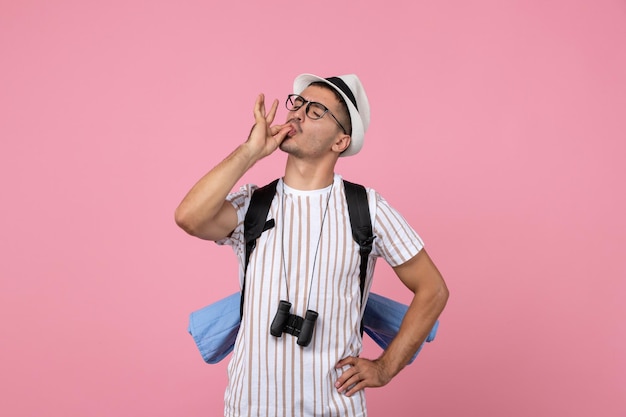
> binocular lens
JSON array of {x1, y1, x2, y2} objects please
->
[
  {"x1": 297, "y1": 310, "x2": 318, "y2": 347},
  {"x1": 270, "y1": 300, "x2": 292, "y2": 337}
]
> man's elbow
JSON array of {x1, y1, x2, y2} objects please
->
[
  {"x1": 430, "y1": 278, "x2": 450, "y2": 313},
  {"x1": 174, "y1": 205, "x2": 232, "y2": 241},
  {"x1": 174, "y1": 205, "x2": 201, "y2": 236},
  {"x1": 437, "y1": 280, "x2": 450, "y2": 307}
]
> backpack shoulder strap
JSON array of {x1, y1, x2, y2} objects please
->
[
  {"x1": 240, "y1": 178, "x2": 375, "y2": 325},
  {"x1": 343, "y1": 180, "x2": 376, "y2": 317},
  {"x1": 241, "y1": 179, "x2": 278, "y2": 317}
]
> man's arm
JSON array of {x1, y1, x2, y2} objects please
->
[
  {"x1": 335, "y1": 249, "x2": 449, "y2": 396},
  {"x1": 174, "y1": 94, "x2": 290, "y2": 241}
]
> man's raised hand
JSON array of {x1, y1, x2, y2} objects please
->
[{"x1": 245, "y1": 94, "x2": 290, "y2": 159}]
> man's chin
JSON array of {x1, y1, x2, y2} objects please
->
[
  {"x1": 279, "y1": 140, "x2": 292, "y2": 153},
  {"x1": 279, "y1": 140, "x2": 302, "y2": 158}
]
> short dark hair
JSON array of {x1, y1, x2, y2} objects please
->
[{"x1": 309, "y1": 81, "x2": 352, "y2": 135}]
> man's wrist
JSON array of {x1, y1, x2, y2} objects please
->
[
  {"x1": 232, "y1": 143, "x2": 261, "y2": 170},
  {"x1": 377, "y1": 351, "x2": 405, "y2": 380}
]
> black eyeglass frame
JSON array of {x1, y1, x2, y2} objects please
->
[{"x1": 285, "y1": 94, "x2": 348, "y2": 135}]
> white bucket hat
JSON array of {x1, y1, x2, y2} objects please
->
[{"x1": 293, "y1": 73, "x2": 370, "y2": 157}]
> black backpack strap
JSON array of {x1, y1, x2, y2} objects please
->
[
  {"x1": 240, "y1": 178, "x2": 375, "y2": 330},
  {"x1": 241, "y1": 179, "x2": 279, "y2": 317},
  {"x1": 343, "y1": 180, "x2": 376, "y2": 333}
]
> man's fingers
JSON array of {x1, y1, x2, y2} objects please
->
[
  {"x1": 253, "y1": 94, "x2": 279, "y2": 119},
  {"x1": 335, "y1": 357, "x2": 391, "y2": 397},
  {"x1": 253, "y1": 94, "x2": 266, "y2": 121},
  {"x1": 344, "y1": 380, "x2": 368, "y2": 397},
  {"x1": 269, "y1": 124, "x2": 285, "y2": 135},
  {"x1": 249, "y1": 94, "x2": 289, "y2": 155},
  {"x1": 270, "y1": 124, "x2": 291, "y2": 142},
  {"x1": 260, "y1": 94, "x2": 266, "y2": 117},
  {"x1": 336, "y1": 356, "x2": 357, "y2": 369},
  {"x1": 266, "y1": 99, "x2": 279, "y2": 124},
  {"x1": 335, "y1": 358, "x2": 359, "y2": 391},
  {"x1": 335, "y1": 366, "x2": 367, "y2": 397}
]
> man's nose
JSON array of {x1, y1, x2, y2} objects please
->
[{"x1": 291, "y1": 103, "x2": 307, "y2": 122}]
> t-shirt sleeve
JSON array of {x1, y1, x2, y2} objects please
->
[
  {"x1": 215, "y1": 183, "x2": 258, "y2": 252},
  {"x1": 371, "y1": 191, "x2": 424, "y2": 267}
]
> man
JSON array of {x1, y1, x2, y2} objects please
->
[{"x1": 175, "y1": 73, "x2": 449, "y2": 416}]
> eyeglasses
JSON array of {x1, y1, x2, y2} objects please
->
[{"x1": 286, "y1": 94, "x2": 348, "y2": 134}]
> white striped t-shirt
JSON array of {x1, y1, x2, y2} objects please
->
[{"x1": 217, "y1": 174, "x2": 424, "y2": 417}]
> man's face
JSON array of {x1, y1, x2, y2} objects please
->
[{"x1": 280, "y1": 85, "x2": 348, "y2": 159}]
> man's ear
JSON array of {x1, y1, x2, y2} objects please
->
[{"x1": 332, "y1": 134, "x2": 351, "y2": 154}]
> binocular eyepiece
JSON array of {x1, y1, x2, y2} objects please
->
[{"x1": 270, "y1": 300, "x2": 318, "y2": 347}]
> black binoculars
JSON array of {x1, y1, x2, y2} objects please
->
[{"x1": 270, "y1": 300, "x2": 318, "y2": 347}]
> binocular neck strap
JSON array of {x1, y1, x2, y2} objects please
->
[{"x1": 280, "y1": 180, "x2": 334, "y2": 312}]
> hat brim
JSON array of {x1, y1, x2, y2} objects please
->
[{"x1": 293, "y1": 74, "x2": 364, "y2": 157}]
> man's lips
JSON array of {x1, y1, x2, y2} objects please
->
[{"x1": 286, "y1": 120, "x2": 301, "y2": 137}]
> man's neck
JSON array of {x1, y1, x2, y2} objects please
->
[{"x1": 283, "y1": 156, "x2": 337, "y2": 190}]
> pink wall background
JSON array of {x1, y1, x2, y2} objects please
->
[{"x1": 1, "y1": 1, "x2": 624, "y2": 416}]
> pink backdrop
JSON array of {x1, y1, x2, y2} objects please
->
[{"x1": 1, "y1": 1, "x2": 624, "y2": 416}]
